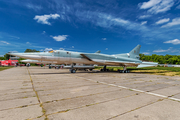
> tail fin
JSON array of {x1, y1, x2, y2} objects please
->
[{"x1": 129, "y1": 45, "x2": 141, "y2": 59}]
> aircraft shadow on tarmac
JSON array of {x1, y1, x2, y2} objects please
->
[
  {"x1": 31, "y1": 70, "x2": 124, "y2": 75},
  {"x1": 28, "y1": 68, "x2": 171, "y2": 75}
]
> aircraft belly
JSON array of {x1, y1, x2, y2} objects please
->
[
  {"x1": 21, "y1": 55, "x2": 42, "y2": 60},
  {"x1": 44, "y1": 57, "x2": 93, "y2": 64},
  {"x1": 70, "y1": 58, "x2": 94, "y2": 64}
]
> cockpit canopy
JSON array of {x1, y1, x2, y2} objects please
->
[
  {"x1": 49, "y1": 50, "x2": 54, "y2": 53},
  {"x1": 48, "y1": 50, "x2": 63, "y2": 53}
]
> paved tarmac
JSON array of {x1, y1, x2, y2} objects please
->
[{"x1": 0, "y1": 66, "x2": 180, "y2": 120}]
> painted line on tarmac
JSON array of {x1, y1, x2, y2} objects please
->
[
  {"x1": 77, "y1": 76, "x2": 180, "y2": 102},
  {"x1": 146, "y1": 92, "x2": 167, "y2": 98},
  {"x1": 169, "y1": 97, "x2": 180, "y2": 101}
]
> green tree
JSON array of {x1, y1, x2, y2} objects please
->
[
  {"x1": 4, "y1": 53, "x2": 10, "y2": 60},
  {"x1": 0, "y1": 57, "x2": 5, "y2": 60},
  {"x1": 139, "y1": 54, "x2": 180, "y2": 64},
  {"x1": 24, "y1": 49, "x2": 40, "y2": 53}
]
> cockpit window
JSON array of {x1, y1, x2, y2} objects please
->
[{"x1": 49, "y1": 50, "x2": 54, "y2": 53}]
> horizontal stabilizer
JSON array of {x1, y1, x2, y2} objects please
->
[{"x1": 137, "y1": 62, "x2": 158, "y2": 68}]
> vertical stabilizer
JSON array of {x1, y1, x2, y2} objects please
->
[{"x1": 129, "y1": 45, "x2": 141, "y2": 59}]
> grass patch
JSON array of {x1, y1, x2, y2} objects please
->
[
  {"x1": 0, "y1": 66, "x2": 13, "y2": 71},
  {"x1": 95, "y1": 66, "x2": 180, "y2": 76},
  {"x1": 95, "y1": 66, "x2": 180, "y2": 72}
]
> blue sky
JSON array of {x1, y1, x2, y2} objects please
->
[{"x1": 1, "y1": 0, "x2": 180, "y2": 56}]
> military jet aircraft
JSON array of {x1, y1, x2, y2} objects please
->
[{"x1": 8, "y1": 45, "x2": 158, "y2": 73}]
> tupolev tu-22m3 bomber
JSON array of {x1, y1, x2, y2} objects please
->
[{"x1": 8, "y1": 45, "x2": 157, "y2": 73}]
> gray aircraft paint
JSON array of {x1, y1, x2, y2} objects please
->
[{"x1": 8, "y1": 45, "x2": 157, "y2": 67}]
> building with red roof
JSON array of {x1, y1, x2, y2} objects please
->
[{"x1": 0, "y1": 59, "x2": 18, "y2": 66}]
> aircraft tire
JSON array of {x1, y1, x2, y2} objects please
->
[
  {"x1": 73, "y1": 69, "x2": 76, "y2": 73},
  {"x1": 71, "y1": 69, "x2": 76, "y2": 73}
]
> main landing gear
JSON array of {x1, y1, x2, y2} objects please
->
[
  {"x1": 69, "y1": 63, "x2": 76, "y2": 73},
  {"x1": 100, "y1": 65, "x2": 130, "y2": 73},
  {"x1": 118, "y1": 66, "x2": 129, "y2": 73},
  {"x1": 118, "y1": 70, "x2": 130, "y2": 73},
  {"x1": 100, "y1": 65, "x2": 109, "y2": 72}
]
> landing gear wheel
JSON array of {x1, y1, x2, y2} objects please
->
[{"x1": 70, "y1": 69, "x2": 76, "y2": 73}]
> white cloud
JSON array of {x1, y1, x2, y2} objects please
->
[
  {"x1": 76, "y1": 12, "x2": 149, "y2": 33},
  {"x1": 142, "y1": 52, "x2": 150, "y2": 55},
  {"x1": 34, "y1": 14, "x2": 60, "y2": 25},
  {"x1": 102, "y1": 38, "x2": 107, "y2": 40},
  {"x1": 59, "y1": 48, "x2": 64, "y2": 50},
  {"x1": 161, "y1": 17, "x2": 180, "y2": 28},
  {"x1": 26, "y1": 3, "x2": 42, "y2": 11},
  {"x1": 51, "y1": 35, "x2": 68, "y2": 41},
  {"x1": 72, "y1": 46, "x2": 74, "y2": 48},
  {"x1": 153, "y1": 47, "x2": 180, "y2": 53},
  {"x1": 177, "y1": 5, "x2": 180, "y2": 9},
  {"x1": 105, "y1": 48, "x2": 108, "y2": 50},
  {"x1": 9, "y1": 35, "x2": 20, "y2": 39},
  {"x1": 139, "y1": 15, "x2": 151, "y2": 19},
  {"x1": 139, "y1": 0, "x2": 174, "y2": 14},
  {"x1": 164, "y1": 39, "x2": 180, "y2": 45},
  {"x1": 139, "y1": 0, "x2": 162, "y2": 9},
  {"x1": 156, "y1": 18, "x2": 170, "y2": 24},
  {"x1": 44, "y1": 48, "x2": 53, "y2": 51},
  {"x1": 153, "y1": 47, "x2": 171, "y2": 53},
  {"x1": 9, "y1": 51, "x2": 18, "y2": 53},
  {"x1": 1, "y1": 41, "x2": 10, "y2": 44},
  {"x1": 42, "y1": 31, "x2": 46, "y2": 34},
  {"x1": 141, "y1": 21, "x2": 147, "y2": 25},
  {"x1": 26, "y1": 42, "x2": 31, "y2": 45}
]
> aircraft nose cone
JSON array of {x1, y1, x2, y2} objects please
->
[{"x1": 7, "y1": 53, "x2": 23, "y2": 57}]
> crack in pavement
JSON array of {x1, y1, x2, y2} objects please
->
[
  {"x1": 75, "y1": 76, "x2": 180, "y2": 102},
  {"x1": 106, "y1": 98, "x2": 165, "y2": 120},
  {"x1": 27, "y1": 68, "x2": 48, "y2": 120}
]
